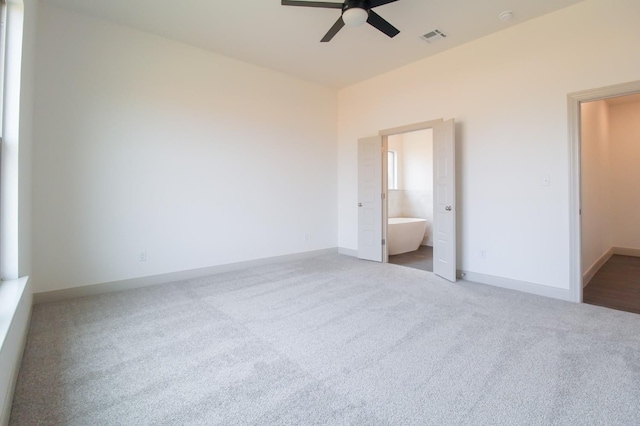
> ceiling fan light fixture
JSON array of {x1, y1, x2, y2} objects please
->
[
  {"x1": 342, "y1": 7, "x2": 368, "y2": 26},
  {"x1": 281, "y1": 0, "x2": 400, "y2": 42}
]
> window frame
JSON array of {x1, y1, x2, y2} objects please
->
[
  {"x1": 0, "y1": 0, "x2": 7, "y2": 277},
  {"x1": 0, "y1": 0, "x2": 7, "y2": 138},
  {"x1": 387, "y1": 150, "x2": 397, "y2": 190}
]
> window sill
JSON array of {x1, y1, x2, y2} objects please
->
[{"x1": 0, "y1": 276, "x2": 29, "y2": 351}]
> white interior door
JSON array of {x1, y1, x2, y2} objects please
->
[
  {"x1": 358, "y1": 136, "x2": 383, "y2": 262},
  {"x1": 433, "y1": 119, "x2": 456, "y2": 281}
]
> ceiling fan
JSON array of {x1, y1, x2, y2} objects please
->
[{"x1": 281, "y1": 0, "x2": 400, "y2": 42}]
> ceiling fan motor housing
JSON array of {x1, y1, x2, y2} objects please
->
[
  {"x1": 342, "y1": 0, "x2": 369, "y2": 26},
  {"x1": 343, "y1": 0, "x2": 369, "y2": 12}
]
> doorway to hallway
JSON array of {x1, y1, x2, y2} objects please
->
[{"x1": 579, "y1": 91, "x2": 640, "y2": 314}]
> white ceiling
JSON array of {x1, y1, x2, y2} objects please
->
[{"x1": 42, "y1": 0, "x2": 584, "y2": 88}]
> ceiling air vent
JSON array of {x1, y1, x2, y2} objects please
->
[{"x1": 420, "y1": 29, "x2": 447, "y2": 43}]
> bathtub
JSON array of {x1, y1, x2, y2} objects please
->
[{"x1": 387, "y1": 218, "x2": 427, "y2": 256}]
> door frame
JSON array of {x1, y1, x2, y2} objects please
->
[
  {"x1": 568, "y1": 80, "x2": 640, "y2": 303},
  {"x1": 378, "y1": 119, "x2": 443, "y2": 263}
]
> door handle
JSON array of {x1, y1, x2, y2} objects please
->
[
  {"x1": 445, "y1": 206, "x2": 452, "y2": 211},
  {"x1": 358, "y1": 202, "x2": 363, "y2": 207}
]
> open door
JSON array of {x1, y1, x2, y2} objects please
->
[
  {"x1": 433, "y1": 119, "x2": 456, "y2": 281},
  {"x1": 357, "y1": 136, "x2": 383, "y2": 262}
]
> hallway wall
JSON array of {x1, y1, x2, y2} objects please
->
[
  {"x1": 609, "y1": 100, "x2": 640, "y2": 250},
  {"x1": 580, "y1": 100, "x2": 613, "y2": 274}
]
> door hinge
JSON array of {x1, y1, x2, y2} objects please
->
[
  {"x1": 381, "y1": 193, "x2": 385, "y2": 200},
  {"x1": 382, "y1": 239, "x2": 386, "y2": 246}
]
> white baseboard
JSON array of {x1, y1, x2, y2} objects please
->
[
  {"x1": 613, "y1": 247, "x2": 640, "y2": 257},
  {"x1": 338, "y1": 247, "x2": 358, "y2": 257},
  {"x1": 583, "y1": 247, "x2": 614, "y2": 288},
  {"x1": 457, "y1": 270, "x2": 573, "y2": 302},
  {"x1": 34, "y1": 248, "x2": 338, "y2": 304}
]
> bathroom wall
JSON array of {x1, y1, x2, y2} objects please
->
[{"x1": 387, "y1": 129, "x2": 434, "y2": 245}]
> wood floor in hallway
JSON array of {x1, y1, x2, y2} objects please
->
[{"x1": 584, "y1": 255, "x2": 640, "y2": 315}]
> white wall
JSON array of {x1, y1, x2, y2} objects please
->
[
  {"x1": 338, "y1": 0, "x2": 640, "y2": 290},
  {"x1": 32, "y1": 3, "x2": 338, "y2": 293},
  {"x1": 580, "y1": 100, "x2": 612, "y2": 274},
  {"x1": 609, "y1": 101, "x2": 640, "y2": 249}
]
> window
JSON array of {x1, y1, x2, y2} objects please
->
[
  {"x1": 0, "y1": 0, "x2": 6, "y2": 137},
  {"x1": 0, "y1": 0, "x2": 6, "y2": 279},
  {"x1": 388, "y1": 150, "x2": 397, "y2": 190},
  {"x1": 1, "y1": 0, "x2": 20, "y2": 281}
]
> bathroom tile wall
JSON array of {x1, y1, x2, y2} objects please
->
[{"x1": 388, "y1": 190, "x2": 403, "y2": 218}]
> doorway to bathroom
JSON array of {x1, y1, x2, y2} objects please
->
[
  {"x1": 356, "y1": 118, "x2": 456, "y2": 281},
  {"x1": 386, "y1": 129, "x2": 434, "y2": 272}
]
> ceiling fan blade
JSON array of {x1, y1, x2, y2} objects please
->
[
  {"x1": 281, "y1": 0, "x2": 343, "y2": 9},
  {"x1": 369, "y1": 0, "x2": 398, "y2": 8},
  {"x1": 321, "y1": 16, "x2": 345, "y2": 42},
  {"x1": 366, "y1": 10, "x2": 400, "y2": 38}
]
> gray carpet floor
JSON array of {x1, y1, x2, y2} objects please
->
[{"x1": 11, "y1": 254, "x2": 640, "y2": 425}]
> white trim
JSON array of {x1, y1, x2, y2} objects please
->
[
  {"x1": 387, "y1": 150, "x2": 397, "y2": 190},
  {"x1": 382, "y1": 136, "x2": 388, "y2": 263},
  {"x1": 34, "y1": 248, "x2": 338, "y2": 304},
  {"x1": 613, "y1": 247, "x2": 640, "y2": 257},
  {"x1": 378, "y1": 119, "x2": 443, "y2": 137},
  {"x1": 338, "y1": 247, "x2": 358, "y2": 257},
  {"x1": 567, "y1": 80, "x2": 640, "y2": 304},
  {"x1": 0, "y1": 0, "x2": 8, "y2": 135},
  {"x1": 0, "y1": 0, "x2": 24, "y2": 280},
  {"x1": 0, "y1": 276, "x2": 31, "y2": 426},
  {"x1": 583, "y1": 247, "x2": 613, "y2": 288},
  {"x1": 458, "y1": 270, "x2": 573, "y2": 302},
  {"x1": 0, "y1": 276, "x2": 28, "y2": 355}
]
